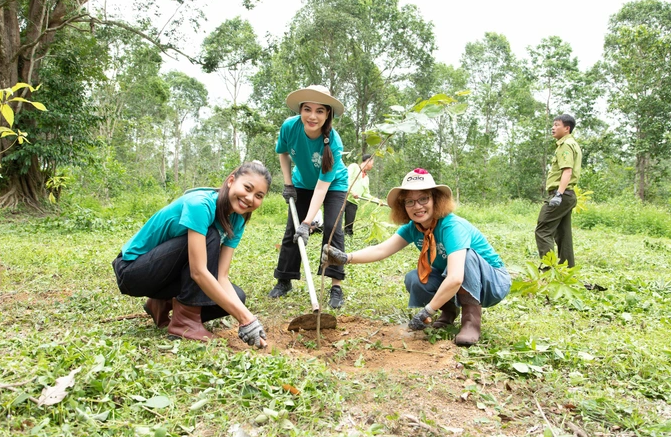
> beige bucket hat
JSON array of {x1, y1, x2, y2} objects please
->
[
  {"x1": 285, "y1": 85, "x2": 344, "y2": 117},
  {"x1": 386, "y1": 168, "x2": 453, "y2": 206}
]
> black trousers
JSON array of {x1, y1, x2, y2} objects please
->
[
  {"x1": 535, "y1": 190, "x2": 577, "y2": 268},
  {"x1": 112, "y1": 226, "x2": 245, "y2": 322},
  {"x1": 274, "y1": 188, "x2": 347, "y2": 281},
  {"x1": 344, "y1": 201, "x2": 358, "y2": 236}
]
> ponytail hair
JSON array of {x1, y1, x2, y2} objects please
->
[
  {"x1": 320, "y1": 107, "x2": 334, "y2": 173},
  {"x1": 216, "y1": 161, "x2": 272, "y2": 238}
]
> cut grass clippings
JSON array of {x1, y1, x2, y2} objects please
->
[{"x1": 1, "y1": 196, "x2": 671, "y2": 436}]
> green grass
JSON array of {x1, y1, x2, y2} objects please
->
[{"x1": 1, "y1": 196, "x2": 671, "y2": 436}]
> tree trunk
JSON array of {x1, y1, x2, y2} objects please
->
[
  {"x1": 0, "y1": 0, "x2": 88, "y2": 209},
  {"x1": 173, "y1": 123, "x2": 181, "y2": 184},
  {"x1": 0, "y1": 156, "x2": 46, "y2": 210},
  {"x1": 635, "y1": 153, "x2": 647, "y2": 201}
]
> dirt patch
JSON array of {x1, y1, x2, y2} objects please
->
[
  {"x1": 213, "y1": 316, "x2": 528, "y2": 436},
  {"x1": 0, "y1": 288, "x2": 73, "y2": 305},
  {"x1": 218, "y1": 315, "x2": 456, "y2": 373}
]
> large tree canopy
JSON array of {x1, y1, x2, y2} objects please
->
[
  {"x1": 602, "y1": 0, "x2": 671, "y2": 201},
  {"x1": 0, "y1": 0, "x2": 204, "y2": 208},
  {"x1": 251, "y1": 0, "x2": 436, "y2": 154}
]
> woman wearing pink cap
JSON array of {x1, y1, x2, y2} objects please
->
[{"x1": 322, "y1": 168, "x2": 511, "y2": 346}]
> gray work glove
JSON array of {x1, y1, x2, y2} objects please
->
[
  {"x1": 238, "y1": 318, "x2": 267, "y2": 348},
  {"x1": 293, "y1": 222, "x2": 310, "y2": 246},
  {"x1": 322, "y1": 244, "x2": 349, "y2": 266},
  {"x1": 408, "y1": 305, "x2": 436, "y2": 331},
  {"x1": 282, "y1": 184, "x2": 297, "y2": 204},
  {"x1": 548, "y1": 192, "x2": 563, "y2": 207}
]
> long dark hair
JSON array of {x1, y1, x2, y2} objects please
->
[
  {"x1": 301, "y1": 102, "x2": 334, "y2": 173},
  {"x1": 215, "y1": 161, "x2": 272, "y2": 237}
]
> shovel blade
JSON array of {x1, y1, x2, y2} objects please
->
[{"x1": 287, "y1": 313, "x2": 337, "y2": 332}]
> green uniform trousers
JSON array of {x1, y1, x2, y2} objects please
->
[{"x1": 535, "y1": 190, "x2": 577, "y2": 268}]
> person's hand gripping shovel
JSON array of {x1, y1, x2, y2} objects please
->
[{"x1": 286, "y1": 197, "x2": 337, "y2": 332}]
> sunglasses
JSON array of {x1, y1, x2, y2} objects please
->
[{"x1": 403, "y1": 195, "x2": 431, "y2": 208}]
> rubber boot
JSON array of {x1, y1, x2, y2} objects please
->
[
  {"x1": 143, "y1": 298, "x2": 172, "y2": 328},
  {"x1": 432, "y1": 300, "x2": 460, "y2": 329},
  {"x1": 455, "y1": 292, "x2": 482, "y2": 347},
  {"x1": 167, "y1": 299, "x2": 213, "y2": 341}
]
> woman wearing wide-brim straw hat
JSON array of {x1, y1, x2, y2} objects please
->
[
  {"x1": 269, "y1": 85, "x2": 349, "y2": 309},
  {"x1": 322, "y1": 168, "x2": 511, "y2": 346}
]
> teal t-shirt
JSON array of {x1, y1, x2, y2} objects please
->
[
  {"x1": 396, "y1": 213, "x2": 503, "y2": 271},
  {"x1": 121, "y1": 189, "x2": 245, "y2": 261},
  {"x1": 275, "y1": 115, "x2": 348, "y2": 191}
]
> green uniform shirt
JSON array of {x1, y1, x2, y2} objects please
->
[{"x1": 546, "y1": 133, "x2": 582, "y2": 191}]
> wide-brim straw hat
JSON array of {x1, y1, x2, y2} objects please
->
[
  {"x1": 386, "y1": 168, "x2": 453, "y2": 206},
  {"x1": 286, "y1": 85, "x2": 345, "y2": 117}
]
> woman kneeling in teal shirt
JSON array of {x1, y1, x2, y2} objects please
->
[
  {"x1": 322, "y1": 168, "x2": 511, "y2": 346},
  {"x1": 112, "y1": 162, "x2": 270, "y2": 348}
]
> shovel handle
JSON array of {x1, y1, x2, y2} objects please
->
[{"x1": 288, "y1": 197, "x2": 320, "y2": 313}]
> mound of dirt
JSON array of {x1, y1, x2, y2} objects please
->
[{"x1": 216, "y1": 315, "x2": 457, "y2": 373}]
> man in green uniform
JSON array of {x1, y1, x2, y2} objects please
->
[{"x1": 535, "y1": 114, "x2": 582, "y2": 268}]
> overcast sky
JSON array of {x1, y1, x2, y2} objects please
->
[{"x1": 156, "y1": 0, "x2": 631, "y2": 106}]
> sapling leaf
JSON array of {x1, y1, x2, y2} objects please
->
[
  {"x1": 29, "y1": 101, "x2": 47, "y2": 111},
  {"x1": 1, "y1": 104, "x2": 14, "y2": 127}
]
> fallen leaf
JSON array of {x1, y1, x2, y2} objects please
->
[
  {"x1": 37, "y1": 367, "x2": 82, "y2": 407},
  {"x1": 281, "y1": 384, "x2": 301, "y2": 396}
]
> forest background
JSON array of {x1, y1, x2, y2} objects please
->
[
  {"x1": 2, "y1": 1, "x2": 671, "y2": 436},
  {"x1": 1, "y1": 0, "x2": 671, "y2": 210}
]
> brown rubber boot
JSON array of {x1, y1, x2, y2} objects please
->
[
  {"x1": 432, "y1": 300, "x2": 460, "y2": 329},
  {"x1": 167, "y1": 299, "x2": 213, "y2": 341},
  {"x1": 455, "y1": 293, "x2": 482, "y2": 347},
  {"x1": 143, "y1": 298, "x2": 172, "y2": 328}
]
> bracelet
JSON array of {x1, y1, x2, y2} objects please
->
[
  {"x1": 346, "y1": 253, "x2": 352, "y2": 264},
  {"x1": 240, "y1": 317, "x2": 258, "y2": 328}
]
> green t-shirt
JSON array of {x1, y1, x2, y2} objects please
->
[
  {"x1": 396, "y1": 213, "x2": 504, "y2": 272},
  {"x1": 275, "y1": 115, "x2": 348, "y2": 191},
  {"x1": 546, "y1": 133, "x2": 582, "y2": 191},
  {"x1": 121, "y1": 189, "x2": 245, "y2": 261}
]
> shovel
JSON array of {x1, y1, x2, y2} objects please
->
[
  {"x1": 360, "y1": 196, "x2": 389, "y2": 207},
  {"x1": 286, "y1": 197, "x2": 337, "y2": 332}
]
